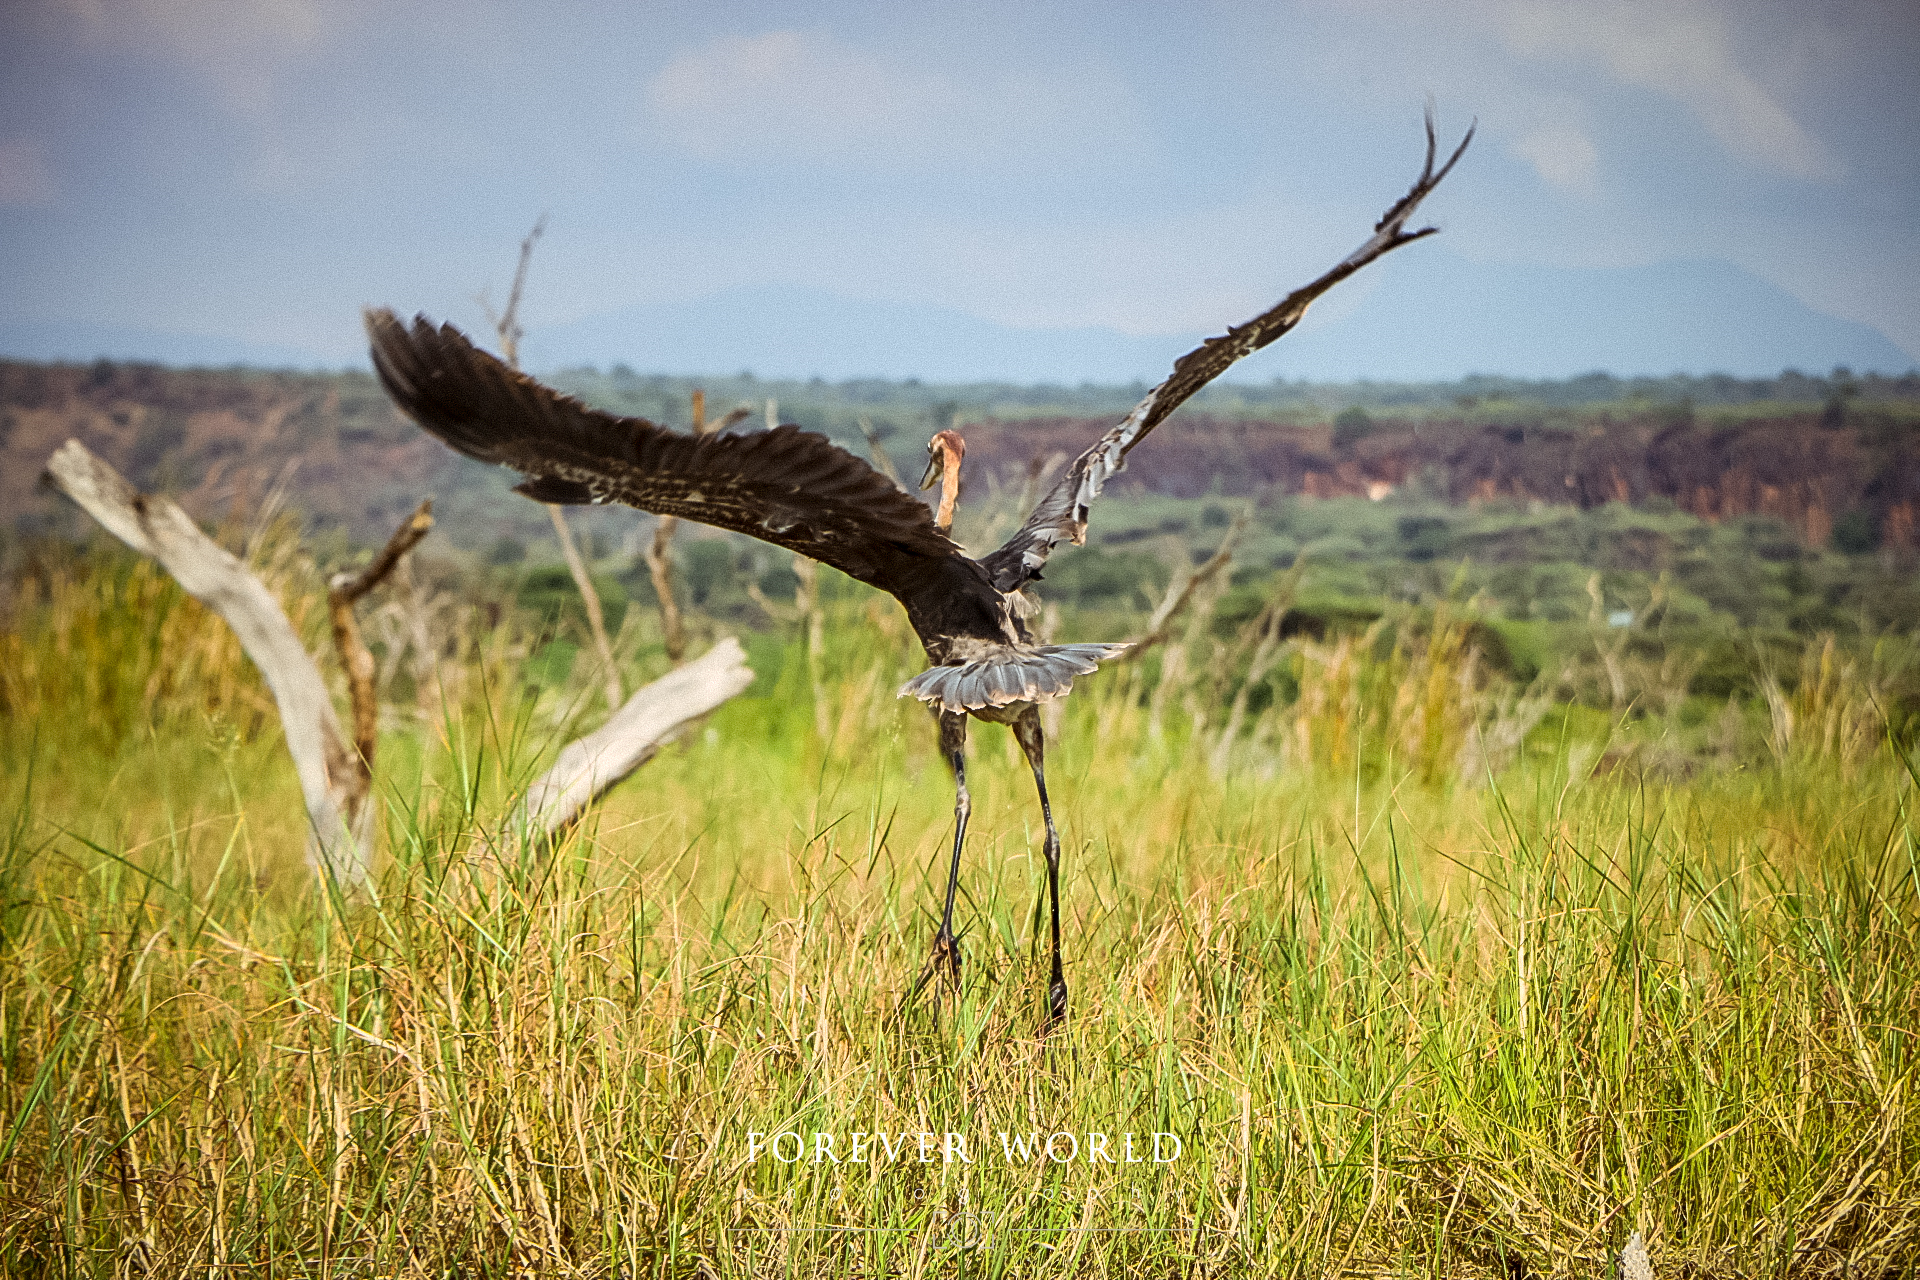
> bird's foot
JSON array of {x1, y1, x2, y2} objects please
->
[
  {"x1": 908, "y1": 929, "x2": 964, "y2": 1006},
  {"x1": 1043, "y1": 973, "x2": 1068, "y2": 1035},
  {"x1": 929, "y1": 928, "x2": 963, "y2": 990}
]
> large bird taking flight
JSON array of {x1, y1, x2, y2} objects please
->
[{"x1": 367, "y1": 116, "x2": 1471, "y2": 1029}]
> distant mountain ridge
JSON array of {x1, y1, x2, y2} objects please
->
[
  {"x1": 0, "y1": 320, "x2": 340, "y2": 372},
  {"x1": 525, "y1": 252, "x2": 1914, "y2": 383},
  {"x1": 1271, "y1": 252, "x2": 1916, "y2": 382},
  {"x1": 2, "y1": 254, "x2": 1909, "y2": 382}
]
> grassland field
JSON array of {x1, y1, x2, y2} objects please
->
[{"x1": 2, "y1": 490, "x2": 1918, "y2": 1278}]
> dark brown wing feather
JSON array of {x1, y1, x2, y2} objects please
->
[
  {"x1": 367, "y1": 309, "x2": 963, "y2": 594},
  {"x1": 981, "y1": 114, "x2": 1473, "y2": 593}
]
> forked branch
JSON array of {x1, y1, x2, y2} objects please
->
[
  {"x1": 479, "y1": 214, "x2": 546, "y2": 370},
  {"x1": 328, "y1": 500, "x2": 434, "y2": 781}
]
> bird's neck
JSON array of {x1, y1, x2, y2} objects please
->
[{"x1": 935, "y1": 459, "x2": 960, "y2": 533}]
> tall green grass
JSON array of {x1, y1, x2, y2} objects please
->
[{"x1": 2, "y1": 543, "x2": 1917, "y2": 1277}]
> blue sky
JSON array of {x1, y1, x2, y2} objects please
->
[{"x1": 2, "y1": 0, "x2": 1916, "y2": 378}]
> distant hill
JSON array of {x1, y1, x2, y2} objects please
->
[
  {"x1": 947, "y1": 407, "x2": 1920, "y2": 555},
  {"x1": 1268, "y1": 252, "x2": 1918, "y2": 382},
  {"x1": 523, "y1": 253, "x2": 1915, "y2": 383},
  {"x1": 0, "y1": 320, "x2": 339, "y2": 372},
  {"x1": 522, "y1": 285, "x2": 1192, "y2": 386},
  {"x1": 5, "y1": 254, "x2": 1910, "y2": 384}
]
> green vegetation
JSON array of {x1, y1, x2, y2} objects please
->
[
  {"x1": 2, "y1": 514, "x2": 1917, "y2": 1275},
  {"x1": 546, "y1": 363, "x2": 1920, "y2": 427},
  {"x1": 4, "y1": 361, "x2": 1919, "y2": 1274}
]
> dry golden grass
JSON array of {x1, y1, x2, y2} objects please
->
[{"x1": 2, "y1": 546, "x2": 1917, "y2": 1277}]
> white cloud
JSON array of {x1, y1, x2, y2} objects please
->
[
  {"x1": 1481, "y1": 0, "x2": 1842, "y2": 180},
  {"x1": 0, "y1": 139, "x2": 59, "y2": 206},
  {"x1": 642, "y1": 30, "x2": 1141, "y2": 171},
  {"x1": 54, "y1": 0, "x2": 324, "y2": 118},
  {"x1": 1317, "y1": 0, "x2": 1841, "y2": 181},
  {"x1": 1512, "y1": 122, "x2": 1599, "y2": 194}
]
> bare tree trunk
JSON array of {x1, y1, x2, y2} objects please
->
[
  {"x1": 517, "y1": 637, "x2": 754, "y2": 836},
  {"x1": 642, "y1": 391, "x2": 748, "y2": 665},
  {"x1": 548, "y1": 504, "x2": 623, "y2": 710},
  {"x1": 791, "y1": 554, "x2": 830, "y2": 740},
  {"x1": 393, "y1": 553, "x2": 444, "y2": 719},
  {"x1": 46, "y1": 440, "x2": 375, "y2": 886},
  {"x1": 644, "y1": 516, "x2": 689, "y2": 664}
]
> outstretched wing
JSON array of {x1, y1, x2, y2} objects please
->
[
  {"x1": 980, "y1": 113, "x2": 1474, "y2": 593},
  {"x1": 367, "y1": 309, "x2": 960, "y2": 592}
]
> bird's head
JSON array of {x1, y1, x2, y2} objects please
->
[{"x1": 920, "y1": 429, "x2": 967, "y2": 491}]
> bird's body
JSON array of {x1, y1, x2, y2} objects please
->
[{"x1": 368, "y1": 116, "x2": 1470, "y2": 1029}]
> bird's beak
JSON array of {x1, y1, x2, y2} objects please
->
[{"x1": 919, "y1": 452, "x2": 942, "y2": 491}]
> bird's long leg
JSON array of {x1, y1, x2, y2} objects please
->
[
  {"x1": 1014, "y1": 708, "x2": 1067, "y2": 1030},
  {"x1": 913, "y1": 710, "x2": 971, "y2": 1001}
]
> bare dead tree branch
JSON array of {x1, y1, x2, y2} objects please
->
[
  {"x1": 644, "y1": 519, "x2": 689, "y2": 663},
  {"x1": 859, "y1": 417, "x2": 903, "y2": 488},
  {"x1": 1124, "y1": 510, "x2": 1249, "y2": 658},
  {"x1": 744, "y1": 578, "x2": 799, "y2": 624},
  {"x1": 479, "y1": 214, "x2": 546, "y2": 370},
  {"x1": 517, "y1": 637, "x2": 755, "y2": 836},
  {"x1": 45, "y1": 439, "x2": 375, "y2": 886},
  {"x1": 328, "y1": 499, "x2": 433, "y2": 781},
  {"x1": 478, "y1": 228, "x2": 756, "y2": 838},
  {"x1": 480, "y1": 216, "x2": 623, "y2": 708},
  {"x1": 548, "y1": 504, "x2": 623, "y2": 709},
  {"x1": 333, "y1": 500, "x2": 435, "y2": 608},
  {"x1": 1017, "y1": 451, "x2": 1067, "y2": 521}
]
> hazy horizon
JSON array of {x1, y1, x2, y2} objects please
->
[{"x1": 4, "y1": 1, "x2": 1916, "y2": 381}]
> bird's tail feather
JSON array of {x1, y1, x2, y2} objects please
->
[{"x1": 898, "y1": 643, "x2": 1129, "y2": 714}]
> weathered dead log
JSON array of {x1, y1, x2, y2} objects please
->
[
  {"x1": 45, "y1": 439, "x2": 375, "y2": 885},
  {"x1": 517, "y1": 636, "x2": 754, "y2": 836}
]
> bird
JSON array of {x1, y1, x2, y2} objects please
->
[{"x1": 365, "y1": 115, "x2": 1470, "y2": 1029}]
